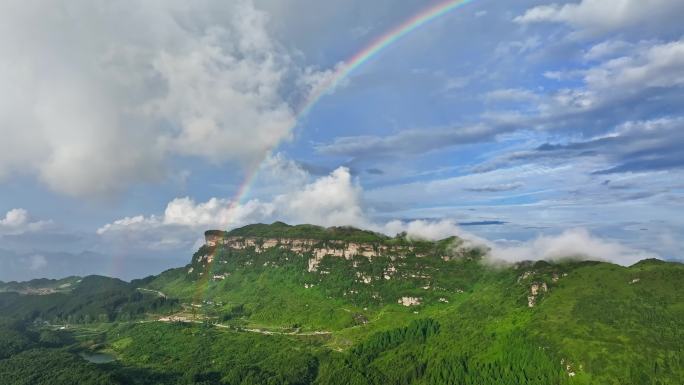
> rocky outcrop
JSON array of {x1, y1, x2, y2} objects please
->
[
  {"x1": 528, "y1": 282, "x2": 548, "y2": 308},
  {"x1": 205, "y1": 233, "x2": 422, "y2": 272},
  {"x1": 398, "y1": 296, "x2": 422, "y2": 306}
]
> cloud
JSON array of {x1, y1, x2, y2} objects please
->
[
  {"x1": 380, "y1": 219, "x2": 490, "y2": 246},
  {"x1": 534, "y1": 37, "x2": 684, "y2": 126},
  {"x1": 485, "y1": 88, "x2": 539, "y2": 103},
  {"x1": 315, "y1": 124, "x2": 499, "y2": 159},
  {"x1": 27, "y1": 254, "x2": 48, "y2": 271},
  {"x1": 515, "y1": 0, "x2": 684, "y2": 36},
  {"x1": 489, "y1": 228, "x2": 657, "y2": 265},
  {"x1": 468, "y1": 38, "x2": 684, "y2": 176},
  {"x1": 582, "y1": 39, "x2": 684, "y2": 93},
  {"x1": 464, "y1": 182, "x2": 525, "y2": 193},
  {"x1": 501, "y1": 117, "x2": 684, "y2": 175},
  {"x1": 377, "y1": 220, "x2": 657, "y2": 267},
  {"x1": 98, "y1": 166, "x2": 367, "y2": 251},
  {"x1": 96, "y1": 156, "x2": 662, "y2": 267},
  {"x1": 276, "y1": 167, "x2": 367, "y2": 227},
  {"x1": 583, "y1": 40, "x2": 635, "y2": 61},
  {"x1": 0, "y1": 0, "x2": 328, "y2": 197},
  {"x1": 317, "y1": 39, "x2": 684, "y2": 166},
  {"x1": 0, "y1": 209, "x2": 50, "y2": 235}
]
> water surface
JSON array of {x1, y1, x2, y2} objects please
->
[{"x1": 80, "y1": 351, "x2": 116, "y2": 364}]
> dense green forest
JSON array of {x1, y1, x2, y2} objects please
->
[{"x1": 1, "y1": 223, "x2": 682, "y2": 384}]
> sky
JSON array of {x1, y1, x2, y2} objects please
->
[{"x1": 1, "y1": 0, "x2": 683, "y2": 281}]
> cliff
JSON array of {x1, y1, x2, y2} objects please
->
[{"x1": 202, "y1": 222, "x2": 459, "y2": 272}]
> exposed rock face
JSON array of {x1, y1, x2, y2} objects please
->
[
  {"x1": 205, "y1": 234, "x2": 422, "y2": 272},
  {"x1": 212, "y1": 273, "x2": 229, "y2": 281},
  {"x1": 356, "y1": 272, "x2": 372, "y2": 284},
  {"x1": 398, "y1": 296, "x2": 422, "y2": 306},
  {"x1": 528, "y1": 282, "x2": 548, "y2": 307}
]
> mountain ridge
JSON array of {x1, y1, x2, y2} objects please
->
[{"x1": 1, "y1": 222, "x2": 683, "y2": 385}]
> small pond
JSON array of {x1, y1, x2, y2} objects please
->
[{"x1": 79, "y1": 351, "x2": 117, "y2": 364}]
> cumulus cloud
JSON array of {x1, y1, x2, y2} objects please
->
[
  {"x1": 98, "y1": 166, "x2": 367, "y2": 250},
  {"x1": 515, "y1": 0, "x2": 684, "y2": 36},
  {"x1": 489, "y1": 228, "x2": 657, "y2": 266},
  {"x1": 0, "y1": 0, "x2": 328, "y2": 197},
  {"x1": 0, "y1": 209, "x2": 50, "y2": 235},
  {"x1": 96, "y1": 158, "x2": 660, "y2": 266}
]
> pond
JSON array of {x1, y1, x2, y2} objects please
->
[{"x1": 79, "y1": 351, "x2": 117, "y2": 364}]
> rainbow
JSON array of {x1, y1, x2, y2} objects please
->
[
  {"x1": 298, "y1": 0, "x2": 475, "y2": 117},
  {"x1": 237, "y1": 0, "x2": 476, "y2": 209},
  {"x1": 191, "y1": 0, "x2": 476, "y2": 306}
]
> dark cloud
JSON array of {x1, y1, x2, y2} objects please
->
[
  {"x1": 459, "y1": 220, "x2": 507, "y2": 226},
  {"x1": 315, "y1": 124, "x2": 501, "y2": 159},
  {"x1": 476, "y1": 117, "x2": 684, "y2": 176},
  {"x1": 365, "y1": 168, "x2": 384, "y2": 175},
  {"x1": 464, "y1": 182, "x2": 524, "y2": 193}
]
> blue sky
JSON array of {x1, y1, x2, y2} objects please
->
[{"x1": 1, "y1": 0, "x2": 683, "y2": 280}]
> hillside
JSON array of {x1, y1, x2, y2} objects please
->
[
  {"x1": 0, "y1": 222, "x2": 682, "y2": 385},
  {"x1": 0, "y1": 276, "x2": 82, "y2": 295}
]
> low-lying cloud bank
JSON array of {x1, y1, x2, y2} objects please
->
[
  {"x1": 98, "y1": 164, "x2": 659, "y2": 267},
  {"x1": 377, "y1": 219, "x2": 655, "y2": 266},
  {"x1": 486, "y1": 228, "x2": 656, "y2": 266}
]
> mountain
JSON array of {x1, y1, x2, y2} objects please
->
[
  {"x1": 0, "y1": 222, "x2": 682, "y2": 385},
  {"x1": 0, "y1": 276, "x2": 82, "y2": 295}
]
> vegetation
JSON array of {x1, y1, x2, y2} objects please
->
[
  {"x1": 0, "y1": 275, "x2": 179, "y2": 324},
  {"x1": 0, "y1": 223, "x2": 682, "y2": 384},
  {"x1": 208, "y1": 222, "x2": 391, "y2": 243}
]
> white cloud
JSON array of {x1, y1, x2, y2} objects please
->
[
  {"x1": 98, "y1": 166, "x2": 366, "y2": 250},
  {"x1": 583, "y1": 39, "x2": 684, "y2": 93},
  {"x1": 0, "y1": 208, "x2": 50, "y2": 235},
  {"x1": 489, "y1": 228, "x2": 657, "y2": 266},
  {"x1": 0, "y1": 0, "x2": 328, "y2": 197},
  {"x1": 380, "y1": 219, "x2": 489, "y2": 246},
  {"x1": 275, "y1": 167, "x2": 366, "y2": 227},
  {"x1": 96, "y1": 157, "x2": 660, "y2": 266},
  {"x1": 515, "y1": 0, "x2": 684, "y2": 36},
  {"x1": 584, "y1": 40, "x2": 634, "y2": 61},
  {"x1": 0, "y1": 209, "x2": 29, "y2": 228},
  {"x1": 516, "y1": 38, "x2": 684, "y2": 131},
  {"x1": 485, "y1": 88, "x2": 539, "y2": 103}
]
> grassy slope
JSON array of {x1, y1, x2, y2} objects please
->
[{"x1": 2, "y1": 223, "x2": 682, "y2": 384}]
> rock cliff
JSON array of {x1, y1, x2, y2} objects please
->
[{"x1": 204, "y1": 232, "x2": 424, "y2": 272}]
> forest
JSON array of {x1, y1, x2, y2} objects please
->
[{"x1": 0, "y1": 224, "x2": 682, "y2": 384}]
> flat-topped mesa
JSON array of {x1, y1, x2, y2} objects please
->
[{"x1": 203, "y1": 223, "x2": 455, "y2": 272}]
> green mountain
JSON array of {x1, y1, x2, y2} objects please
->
[
  {"x1": 0, "y1": 276, "x2": 82, "y2": 295},
  {"x1": 0, "y1": 222, "x2": 682, "y2": 385}
]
